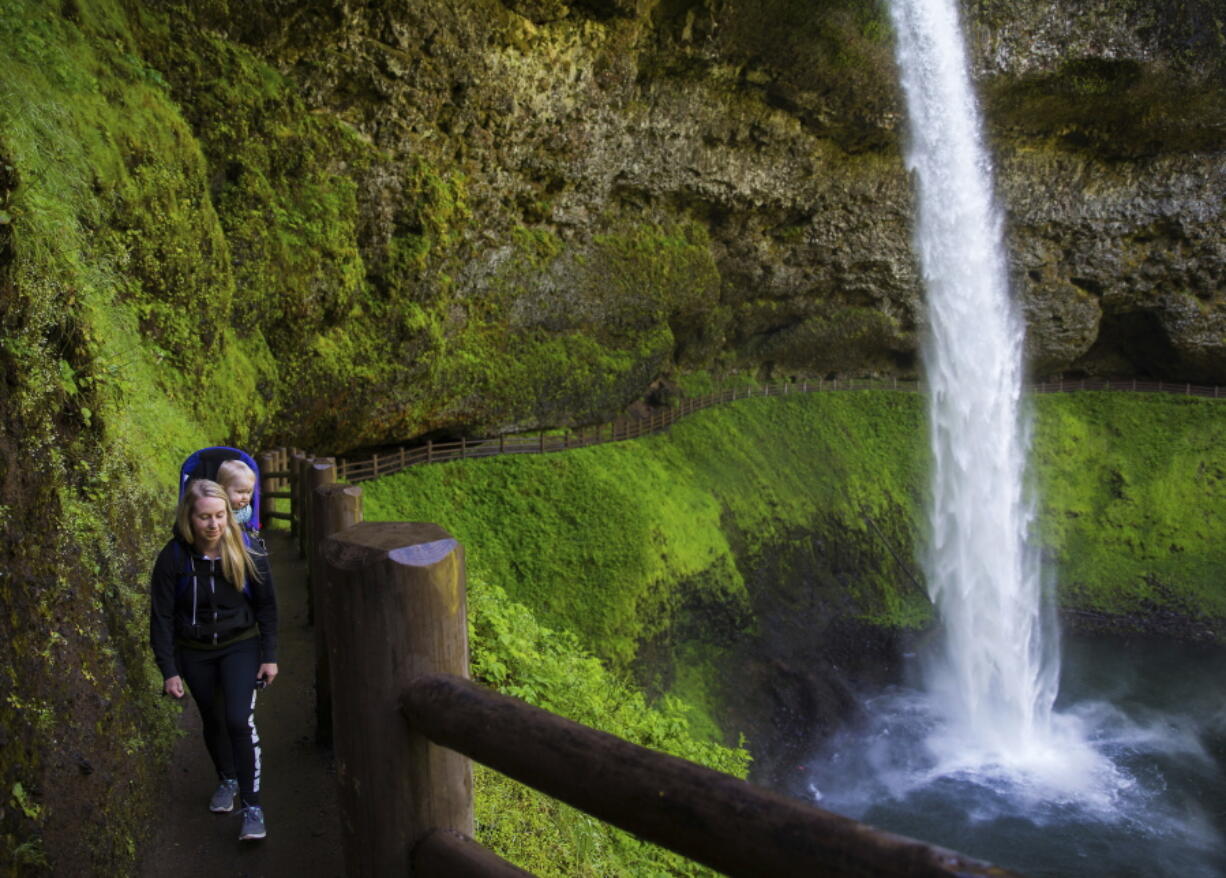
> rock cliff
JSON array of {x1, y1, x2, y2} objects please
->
[{"x1": 130, "y1": 0, "x2": 1226, "y2": 447}]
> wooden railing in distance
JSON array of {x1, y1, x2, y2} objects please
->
[
  {"x1": 335, "y1": 377, "x2": 1225, "y2": 483},
  {"x1": 257, "y1": 447, "x2": 293, "y2": 525},
  {"x1": 308, "y1": 479, "x2": 1020, "y2": 878}
]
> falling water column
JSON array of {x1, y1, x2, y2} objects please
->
[{"x1": 887, "y1": 0, "x2": 1059, "y2": 759}]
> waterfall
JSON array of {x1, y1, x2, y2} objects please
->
[
  {"x1": 803, "y1": 9, "x2": 1217, "y2": 864},
  {"x1": 887, "y1": 0, "x2": 1061, "y2": 761}
]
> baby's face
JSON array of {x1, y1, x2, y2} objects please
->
[{"x1": 226, "y1": 476, "x2": 255, "y2": 511}]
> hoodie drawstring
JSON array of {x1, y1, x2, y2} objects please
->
[{"x1": 190, "y1": 555, "x2": 198, "y2": 630}]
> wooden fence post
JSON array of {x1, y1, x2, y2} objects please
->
[
  {"x1": 303, "y1": 455, "x2": 319, "y2": 557},
  {"x1": 311, "y1": 482, "x2": 363, "y2": 748},
  {"x1": 258, "y1": 451, "x2": 278, "y2": 526},
  {"x1": 289, "y1": 451, "x2": 307, "y2": 543},
  {"x1": 321, "y1": 521, "x2": 473, "y2": 876},
  {"x1": 303, "y1": 458, "x2": 336, "y2": 622}
]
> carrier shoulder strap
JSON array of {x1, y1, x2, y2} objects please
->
[{"x1": 172, "y1": 541, "x2": 194, "y2": 600}]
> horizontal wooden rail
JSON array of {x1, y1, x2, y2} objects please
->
[
  {"x1": 402, "y1": 673, "x2": 1018, "y2": 878},
  {"x1": 334, "y1": 377, "x2": 1222, "y2": 484},
  {"x1": 413, "y1": 828, "x2": 532, "y2": 877}
]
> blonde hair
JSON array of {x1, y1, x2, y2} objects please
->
[
  {"x1": 216, "y1": 458, "x2": 256, "y2": 490},
  {"x1": 177, "y1": 479, "x2": 261, "y2": 588}
]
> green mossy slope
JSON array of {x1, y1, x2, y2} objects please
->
[
  {"x1": 0, "y1": 2, "x2": 253, "y2": 869},
  {"x1": 1032, "y1": 392, "x2": 1226, "y2": 625},
  {"x1": 364, "y1": 390, "x2": 934, "y2": 672}
]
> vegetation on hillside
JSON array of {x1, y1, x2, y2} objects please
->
[
  {"x1": 364, "y1": 390, "x2": 933, "y2": 668},
  {"x1": 1031, "y1": 392, "x2": 1226, "y2": 623},
  {"x1": 467, "y1": 579, "x2": 749, "y2": 875}
]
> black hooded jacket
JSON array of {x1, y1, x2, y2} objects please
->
[{"x1": 149, "y1": 534, "x2": 277, "y2": 680}]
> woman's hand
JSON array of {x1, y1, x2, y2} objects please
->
[
  {"x1": 258, "y1": 663, "x2": 279, "y2": 687},
  {"x1": 163, "y1": 675, "x2": 185, "y2": 699}
]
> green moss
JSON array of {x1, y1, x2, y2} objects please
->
[
  {"x1": 468, "y1": 578, "x2": 747, "y2": 876},
  {"x1": 420, "y1": 219, "x2": 725, "y2": 431},
  {"x1": 672, "y1": 370, "x2": 762, "y2": 397},
  {"x1": 1031, "y1": 392, "x2": 1226, "y2": 620},
  {"x1": 0, "y1": 1, "x2": 274, "y2": 869},
  {"x1": 697, "y1": 0, "x2": 897, "y2": 150},
  {"x1": 131, "y1": 18, "x2": 370, "y2": 407},
  {"x1": 663, "y1": 641, "x2": 734, "y2": 743},
  {"x1": 384, "y1": 159, "x2": 471, "y2": 284}
]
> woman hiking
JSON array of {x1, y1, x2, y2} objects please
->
[{"x1": 149, "y1": 478, "x2": 278, "y2": 841}]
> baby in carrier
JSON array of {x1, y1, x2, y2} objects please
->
[
  {"x1": 216, "y1": 458, "x2": 259, "y2": 539},
  {"x1": 180, "y1": 446, "x2": 263, "y2": 547}
]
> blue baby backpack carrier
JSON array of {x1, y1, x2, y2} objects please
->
[{"x1": 179, "y1": 446, "x2": 262, "y2": 532}]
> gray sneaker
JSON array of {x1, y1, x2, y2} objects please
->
[
  {"x1": 239, "y1": 805, "x2": 267, "y2": 841},
  {"x1": 209, "y1": 778, "x2": 239, "y2": 813}
]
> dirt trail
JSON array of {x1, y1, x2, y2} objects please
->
[{"x1": 139, "y1": 531, "x2": 343, "y2": 878}]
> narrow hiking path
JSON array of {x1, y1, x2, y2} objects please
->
[{"x1": 139, "y1": 530, "x2": 343, "y2": 878}]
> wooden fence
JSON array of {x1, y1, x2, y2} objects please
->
[
  {"x1": 252, "y1": 454, "x2": 1020, "y2": 876},
  {"x1": 333, "y1": 377, "x2": 1225, "y2": 483}
]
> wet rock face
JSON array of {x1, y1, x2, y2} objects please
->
[
  {"x1": 1002, "y1": 152, "x2": 1226, "y2": 380},
  {"x1": 241, "y1": 0, "x2": 1225, "y2": 414},
  {"x1": 968, "y1": 0, "x2": 1226, "y2": 381},
  {"x1": 964, "y1": 0, "x2": 1226, "y2": 81}
]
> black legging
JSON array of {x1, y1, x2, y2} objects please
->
[{"x1": 177, "y1": 636, "x2": 263, "y2": 806}]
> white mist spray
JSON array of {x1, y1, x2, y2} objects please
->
[{"x1": 887, "y1": 0, "x2": 1061, "y2": 764}]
